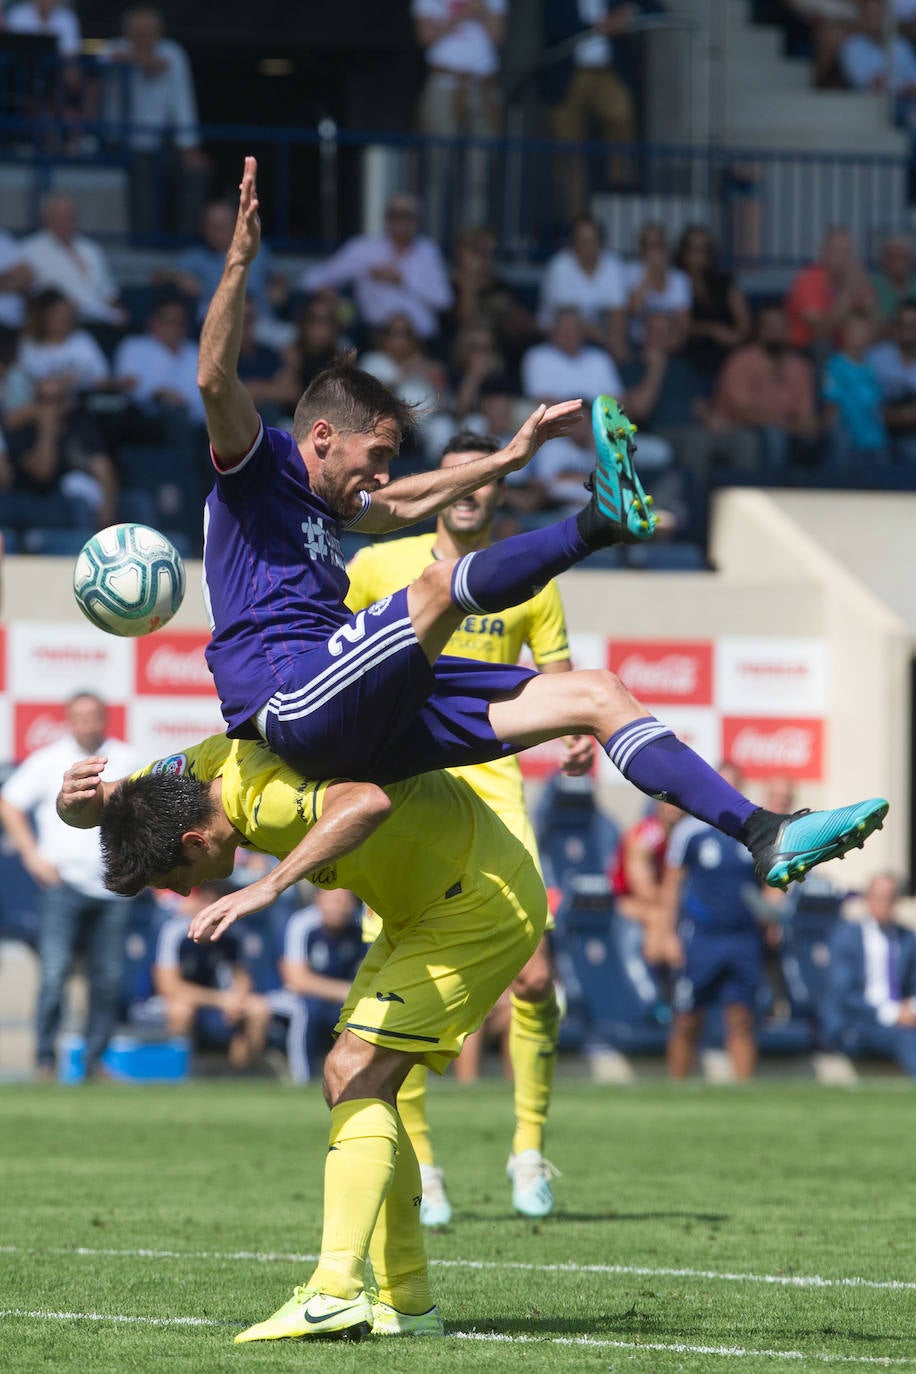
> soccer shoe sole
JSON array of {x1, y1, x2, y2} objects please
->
[
  {"x1": 760, "y1": 798, "x2": 889, "y2": 890},
  {"x1": 590, "y1": 394, "x2": 658, "y2": 542}
]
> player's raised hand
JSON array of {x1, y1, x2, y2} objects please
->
[
  {"x1": 229, "y1": 155, "x2": 261, "y2": 268},
  {"x1": 503, "y1": 399, "x2": 584, "y2": 471},
  {"x1": 57, "y1": 755, "x2": 108, "y2": 825}
]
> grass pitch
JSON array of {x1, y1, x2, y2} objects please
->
[{"x1": 2, "y1": 1078, "x2": 916, "y2": 1373}]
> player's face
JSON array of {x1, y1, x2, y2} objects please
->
[
  {"x1": 152, "y1": 842, "x2": 235, "y2": 897},
  {"x1": 439, "y1": 450, "x2": 500, "y2": 536},
  {"x1": 322, "y1": 418, "x2": 401, "y2": 518}
]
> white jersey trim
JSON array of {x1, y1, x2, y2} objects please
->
[
  {"x1": 342, "y1": 490, "x2": 371, "y2": 530},
  {"x1": 210, "y1": 416, "x2": 264, "y2": 475}
]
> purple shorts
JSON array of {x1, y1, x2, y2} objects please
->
[{"x1": 259, "y1": 587, "x2": 536, "y2": 784}]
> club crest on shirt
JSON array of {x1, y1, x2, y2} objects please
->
[
  {"x1": 301, "y1": 515, "x2": 346, "y2": 571},
  {"x1": 151, "y1": 753, "x2": 188, "y2": 777}
]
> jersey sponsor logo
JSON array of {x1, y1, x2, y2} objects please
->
[
  {"x1": 308, "y1": 864, "x2": 338, "y2": 886},
  {"x1": 460, "y1": 615, "x2": 505, "y2": 638},
  {"x1": 375, "y1": 990, "x2": 405, "y2": 1003},
  {"x1": 301, "y1": 515, "x2": 346, "y2": 571},
  {"x1": 698, "y1": 837, "x2": 722, "y2": 869},
  {"x1": 367, "y1": 596, "x2": 392, "y2": 616},
  {"x1": 151, "y1": 752, "x2": 188, "y2": 777}
]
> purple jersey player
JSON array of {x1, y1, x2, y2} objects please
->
[{"x1": 192, "y1": 155, "x2": 888, "y2": 894}]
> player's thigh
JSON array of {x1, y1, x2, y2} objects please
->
[{"x1": 338, "y1": 866, "x2": 545, "y2": 1073}]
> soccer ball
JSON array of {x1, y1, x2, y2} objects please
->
[{"x1": 73, "y1": 523, "x2": 186, "y2": 638}]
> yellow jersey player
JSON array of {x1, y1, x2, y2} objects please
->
[
  {"x1": 346, "y1": 429, "x2": 595, "y2": 1221},
  {"x1": 57, "y1": 734, "x2": 548, "y2": 1343}
]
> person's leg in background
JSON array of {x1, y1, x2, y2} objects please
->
[
  {"x1": 506, "y1": 938, "x2": 561, "y2": 1218},
  {"x1": 34, "y1": 882, "x2": 83, "y2": 1078},
  {"x1": 83, "y1": 895, "x2": 130, "y2": 1078},
  {"x1": 397, "y1": 1064, "x2": 453, "y2": 1227}
]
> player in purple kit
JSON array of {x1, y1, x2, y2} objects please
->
[{"x1": 194, "y1": 156, "x2": 888, "y2": 893}]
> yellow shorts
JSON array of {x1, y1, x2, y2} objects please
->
[{"x1": 339, "y1": 858, "x2": 546, "y2": 1073}]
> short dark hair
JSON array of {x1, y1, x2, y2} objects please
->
[
  {"x1": 100, "y1": 773, "x2": 217, "y2": 897},
  {"x1": 440, "y1": 430, "x2": 501, "y2": 461},
  {"x1": 291, "y1": 352, "x2": 417, "y2": 443}
]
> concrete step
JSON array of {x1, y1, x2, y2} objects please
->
[{"x1": 727, "y1": 55, "x2": 812, "y2": 93}]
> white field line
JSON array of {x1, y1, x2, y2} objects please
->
[
  {"x1": 1, "y1": 1243, "x2": 916, "y2": 1293},
  {"x1": 0, "y1": 1309, "x2": 915, "y2": 1365}
]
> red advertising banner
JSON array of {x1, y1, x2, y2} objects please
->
[
  {"x1": 608, "y1": 640, "x2": 713, "y2": 706},
  {"x1": 721, "y1": 716, "x2": 824, "y2": 780},
  {"x1": 135, "y1": 631, "x2": 214, "y2": 697}
]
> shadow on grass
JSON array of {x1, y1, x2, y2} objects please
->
[{"x1": 451, "y1": 1209, "x2": 729, "y2": 1224}]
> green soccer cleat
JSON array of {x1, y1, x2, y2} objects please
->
[
  {"x1": 747, "y1": 798, "x2": 889, "y2": 890},
  {"x1": 586, "y1": 394, "x2": 659, "y2": 544},
  {"x1": 507, "y1": 1149, "x2": 559, "y2": 1218},
  {"x1": 234, "y1": 1286, "x2": 372, "y2": 1344},
  {"x1": 371, "y1": 1301, "x2": 445, "y2": 1337}
]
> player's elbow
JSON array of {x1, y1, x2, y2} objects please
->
[{"x1": 364, "y1": 784, "x2": 393, "y2": 826}]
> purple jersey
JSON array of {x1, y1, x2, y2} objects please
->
[{"x1": 203, "y1": 420, "x2": 367, "y2": 736}]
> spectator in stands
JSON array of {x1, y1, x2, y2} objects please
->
[
  {"x1": 867, "y1": 296, "x2": 916, "y2": 461},
  {"x1": 0, "y1": 692, "x2": 136, "y2": 1081},
  {"x1": 114, "y1": 295, "x2": 206, "y2": 424},
  {"x1": 659, "y1": 763, "x2": 765, "y2": 1081},
  {"x1": 300, "y1": 193, "x2": 453, "y2": 341},
  {"x1": 839, "y1": 0, "x2": 916, "y2": 128},
  {"x1": 675, "y1": 223, "x2": 751, "y2": 379},
  {"x1": 164, "y1": 200, "x2": 282, "y2": 327},
  {"x1": 703, "y1": 303, "x2": 820, "y2": 472},
  {"x1": 451, "y1": 319, "x2": 504, "y2": 422},
  {"x1": 822, "y1": 307, "x2": 890, "y2": 466},
  {"x1": 236, "y1": 300, "x2": 287, "y2": 420},
  {"x1": 447, "y1": 226, "x2": 541, "y2": 372},
  {"x1": 0, "y1": 230, "x2": 32, "y2": 332},
  {"x1": 777, "y1": 0, "x2": 858, "y2": 88},
  {"x1": 411, "y1": 0, "x2": 505, "y2": 233},
  {"x1": 153, "y1": 881, "x2": 275, "y2": 1071},
  {"x1": 784, "y1": 225, "x2": 876, "y2": 353},
  {"x1": 823, "y1": 873, "x2": 916, "y2": 1076},
  {"x1": 101, "y1": 6, "x2": 209, "y2": 240},
  {"x1": 18, "y1": 289, "x2": 109, "y2": 396},
  {"x1": 7, "y1": 0, "x2": 92, "y2": 142},
  {"x1": 623, "y1": 222, "x2": 692, "y2": 355},
  {"x1": 521, "y1": 305, "x2": 620, "y2": 402},
  {"x1": 609, "y1": 800, "x2": 683, "y2": 962},
  {"x1": 543, "y1": 0, "x2": 638, "y2": 213},
  {"x1": 273, "y1": 298, "x2": 351, "y2": 405},
  {"x1": 871, "y1": 235, "x2": 916, "y2": 328},
  {"x1": 279, "y1": 888, "x2": 364, "y2": 1083},
  {"x1": 538, "y1": 214, "x2": 627, "y2": 359},
  {"x1": 21, "y1": 194, "x2": 126, "y2": 327},
  {"x1": 360, "y1": 313, "x2": 451, "y2": 461}
]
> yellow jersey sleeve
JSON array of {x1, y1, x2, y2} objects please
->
[
  {"x1": 526, "y1": 581, "x2": 571, "y2": 668},
  {"x1": 130, "y1": 734, "x2": 233, "y2": 783},
  {"x1": 345, "y1": 534, "x2": 435, "y2": 612}
]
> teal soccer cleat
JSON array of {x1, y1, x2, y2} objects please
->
[
  {"x1": 747, "y1": 798, "x2": 889, "y2": 890},
  {"x1": 586, "y1": 394, "x2": 659, "y2": 544}
]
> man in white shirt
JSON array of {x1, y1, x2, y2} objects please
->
[
  {"x1": 7, "y1": 0, "x2": 81, "y2": 57},
  {"x1": 22, "y1": 194, "x2": 126, "y2": 326},
  {"x1": 101, "y1": 6, "x2": 209, "y2": 238},
  {"x1": 114, "y1": 296, "x2": 205, "y2": 423},
  {"x1": 538, "y1": 213, "x2": 627, "y2": 352},
  {"x1": 840, "y1": 0, "x2": 916, "y2": 122},
  {"x1": 300, "y1": 193, "x2": 453, "y2": 340},
  {"x1": 0, "y1": 693, "x2": 137, "y2": 1080},
  {"x1": 825, "y1": 874, "x2": 916, "y2": 1076},
  {"x1": 521, "y1": 304, "x2": 621, "y2": 402}
]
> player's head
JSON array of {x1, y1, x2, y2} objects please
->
[
  {"x1": 384, "y1": 193, "x2": 421, "y2": 249},
  {"x1": 292, "y1": 353, "x2": 416, "y2": 518},
  {"x1": 313, "y1": 887, "x2": 361, "y2": 931},
  {"x1": 66, "y1": 691, "x2": 108, "y2": 754},
  {"x1": 100, "y1": 773, "x2": 232, "y2": 897},
  {"x1": 437, "y1": 431, "x2": 502, "y2": 539},
  {"x1": 200, "y1": 200, "x2": 236, "y2": 254},
  {"x1": 123, "y1": 5, "x2": 164, "y2": 50},
  {"x1": 864, "y1": 872, "x2": 901, "y2": 925}
]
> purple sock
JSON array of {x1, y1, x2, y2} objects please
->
[
  {"x1": 451, "y1": 516, "x2": 590, "y2": 614},
  {"x1": 606, "y1": 717, "x2": 759, "y2": 838}
]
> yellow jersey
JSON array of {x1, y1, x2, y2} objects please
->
[
  {"x1": 135, "y1": 735, "x2": 536, "y2": 932},
  {"x1": 346, "y1": 531, "x2": 571, "y2": 831}
]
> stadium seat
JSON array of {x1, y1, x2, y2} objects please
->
[
  {"x1": 535, "y1": 772, "x2": 619, "y2": 890},
  {"x1": 778, "y1": 876, "x2": 846, "y2": 1031},
  {"x1": 552, "y1": 876, "x2": 669, "y2": 1053},
  {"x1": 22, "y1": 527, "x2": 95, "y2": 556},
  {"x1": 0, "y1": 528, "x2": 19, "y2": 553},
  {"x1": 624, "y1": 542, "x2": 707, "y2": 571}
]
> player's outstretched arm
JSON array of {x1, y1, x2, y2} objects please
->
[
  {"x1": 56, "y1": 756, "x2": 122, "y2": 829},
  {"x1": 355, "y1": 399, "x2": 584, "y2": 533},
  {"x1": 188, "y1": 780, "x2": 392, "y2": 943},
  {"x1": 197, "y1": 155, "x2": 261, "y2": 464}
]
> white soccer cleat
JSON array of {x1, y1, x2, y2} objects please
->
[
  {"x1": 419, "y1": 1163, "x2": 453, "y2": 1227},
  {"x1": 507, "y1": 1149, "x2": 559, "y2": 1218},
  {"x1": 371, "y1": 1300, "x2": 445, "y2": 1337}
]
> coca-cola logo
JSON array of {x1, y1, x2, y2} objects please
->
[
  {"x1": 24, "y1": 713, "x2": 67, "y2": 752},
  {"x1": 722, "y1": 717, "x2": 823, "y2": 780},
  {"x1": 144, "y1": 647, "x2": 210, "y2": 688},
  {"x1": 608, "y1": 641, "x2": 713, "y2": 705}
]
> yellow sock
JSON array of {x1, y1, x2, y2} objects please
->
[
  {"x1": 307, "y1": 1099, "x2": 398, "y2": 1300},
  {"x1": 369, "y1": 1113, "x2": 433, "y2": 1315},
  {"x1": 397, "y1": 1064, "x2": 434, "y2": 1167},
  {"x1": 510, "y1": 990, "x2": 560, "y2": 1158}
]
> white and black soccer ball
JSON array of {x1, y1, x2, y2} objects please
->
[{"x1": 73, "y1": 523, "x2": 186, "y2": 638}]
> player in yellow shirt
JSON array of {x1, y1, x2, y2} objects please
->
[
  {"x1": 347, "y1": 430, "x2": 594, "y2": 1222},
  {"x1": 57, "y1": 734, "x2": 548, "y2": 1343}
]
